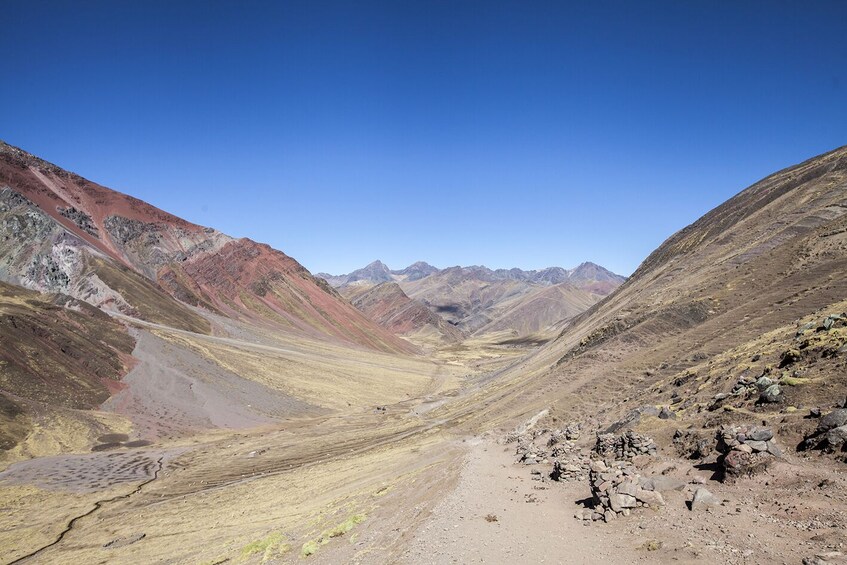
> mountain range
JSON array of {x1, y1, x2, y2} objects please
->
[
  {"x1": 318, "y1": 259, "x2": 623, "y2": 290},
  {"x1": 1, "y1": 141, "x2": 846, "y2": 564},
  {"x1": 319, "y1": 260, "x2": 625, "y2": 341}
]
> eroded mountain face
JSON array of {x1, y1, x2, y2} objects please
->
[
  {"x1": 0, "y1": 141, "x2": 413, "y2": 353},
  {"x1": 0, "y1": 280, "x2": 137, "y2": 453},
  {"x1": 343, "y1": 281, "x2": 465, "y2": 344}
]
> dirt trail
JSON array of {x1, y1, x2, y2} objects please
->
[{"x1": 396, "y1": 438, "x2": 650, "y2": 565}]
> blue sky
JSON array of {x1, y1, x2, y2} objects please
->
[{"x1": 2, "y1": 1, "x2": 845, "y2": 276}]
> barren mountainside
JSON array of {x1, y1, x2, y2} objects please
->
[
  {"x1": 0, "y1": 140, "x2": 413, "y2": 354},
  {"x1": 342, "y1": 282, "x2": 464, "y2": 343},
  {"x1": 465, "y1": 144, "x2": 847, "y2": 430},
  {"x1": 476, "y1": 282, "x2": 599, "y2": 336}
]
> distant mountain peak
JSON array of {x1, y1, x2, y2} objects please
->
[
  {"x1": 321, "y1": 259, "x2": 625, "y2": 291},
  {"x1": 404, "y1": 260, "x2": 436, "y2": 270},
  {"x1": 394, "y1": 261, "x2": 439, "y2": 281},
  {"x1": 568, "y1": 262, "x2": 626, "y2": 284},
  {"x1": 346, "y1": 260, "x2": 393, "y2": 284}
]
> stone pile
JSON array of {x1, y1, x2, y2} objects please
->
[
  {"x1": 672, "y1": 429, "x2": 713, "y2": 460},
  {"x1": 545, "y1": 423, "x2": 589, "y2": 481},
  {"x1": 595, "y1": 430, "x2": 657, "y2": 461},
  {"x1": 514, "y1": 436, "x2": 545, "y2": 465},
  {"x1": 716, "y1": 424, "x2": 782, "y2": 480},
  {"x1": 551, "y1": 458, "x2": 589, "y2": 482},
  {"x1": 512, "y1": 423, "x2": 586, "y2": 466},
  {"x1": 548, "y1": 422, "x2": 581, "y2": 444},
  {"x1": 594, "y1": 433, "x2": 616, "y2": 456},
  {"x1": 578, "y1": 459, "x2": 665, "y2": 523}
]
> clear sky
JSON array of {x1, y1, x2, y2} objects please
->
[{"x1": 2, "y1": 1, "x2": 845, "y2": 276}]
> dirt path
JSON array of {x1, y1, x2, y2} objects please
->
[
  {"x1": 396, "y1": 438, "x2": 651, "y2": 565},
  {"x1": 391, "y1": 433, "x2": 847, "y2": 565}
]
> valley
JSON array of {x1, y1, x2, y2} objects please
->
[{"x1": 0, "y1": 141, "x2": 846, "y2": 565}]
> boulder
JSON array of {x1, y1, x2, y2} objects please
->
[
  {"x1": 822, "y1": 314, "x2": 844, "y2": 330},
  {"x1": 616, "y1": 481, "x2": 639, "y2": 497},
  {"x1": 723, "y1": 449, "x2": 751, "y2": 475},
  {"x1": 638, "y1": 405, "x2": 660, "y2": 417},
  {"x1": 635, "y1": 488, "x2": 665, "y2": 507},
  {"x1": 690, "y1": 487, "x2": 719, "y2": 511},
  {"x1": 779, "y1": 348, "x2": 802, "y2": 368},
  {"x1": 796, "y1": 322, "x2": 816, "y2": 336},
  {"x1": 608, "y1": 493, "x2": 637, "y2": 512},
  {"x1": 817, "y1": 409, "x2": 847, "y2": 433},
  {"x1": 640, "y1": 476, "x2": 686, "y2": 492},
  {"x1": 825, "y1": 425, "x2": 847, "y2": 449},
  {"x1": 747, "y1": 428, "x2": 774, "y2": 442},
  {"x1": 760, "y1": 384, "x2": 782, "y2": 403},
  {"x1": 658, "y1": 406, "x2": 676, "y2": 420},
  {"x1": 745, "y1": 440, "x2": 769, "y2": 453},
  {"x1": 766, "y1": 440, "x2": 783, "y2": 457}
]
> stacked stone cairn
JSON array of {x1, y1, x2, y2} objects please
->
[
  {"x1": 549, "y1": 423, "x2": 589, "y2": 482},
  {"x1": 576, "y1": 431, "x2": 664, "y2": 523},
  {"x1": 716, "y1": 424, "x2": 782, "y2": 480},
  {"x1": 513, "y1": 432, "x2": 547, "y2": 465},
  {"x1": 511, "y1": 423, "x2": 588, "y2": 468},
  {"x1": 595, "y1": 430, "x2": 658, "y2": 460}
]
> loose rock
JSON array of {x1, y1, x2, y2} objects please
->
[{"x1": 690, "y1": 487, "x2": 719, "y2": 511}]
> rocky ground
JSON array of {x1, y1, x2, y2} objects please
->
[{"x1": 394, "y1": 413, "x2": 846, "y2": 565}]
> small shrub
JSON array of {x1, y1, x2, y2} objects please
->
[
  {"x1": 301, "y1": 540, "x2": 319, "y2": 558},
  {"x1": 240, "y1": 532, "x2": 288, "y2": 562}
]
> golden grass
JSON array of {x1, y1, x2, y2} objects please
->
[
  {"x1": 1, "y1": 409, "x2": 132, "y2": 469},
  {"x1": 150, "y1": 326, "x2": 461, "y2": 410},
  {"x1": 25, "y1": 424, "x2": 457, "y2": 564}
]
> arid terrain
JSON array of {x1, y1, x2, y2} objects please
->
[{"x1": 1, "y1": 141, "x2": 846, "y2": 565}]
